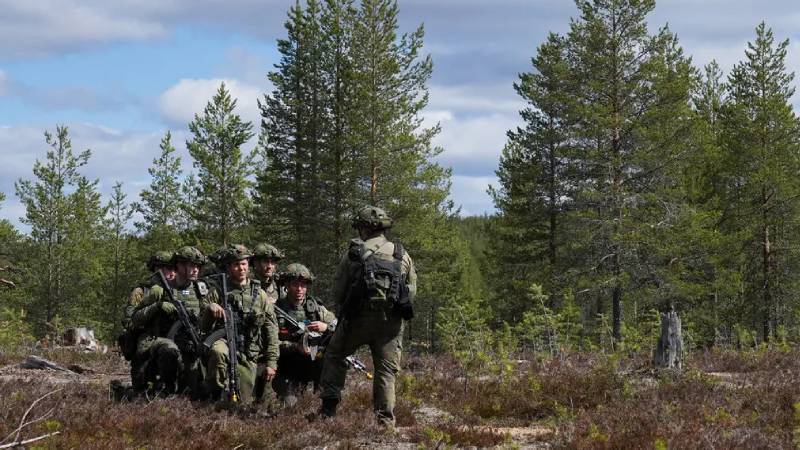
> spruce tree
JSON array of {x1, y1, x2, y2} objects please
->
[{"x1": 186, "y1": 83, "x2": 255, "y2": 247}]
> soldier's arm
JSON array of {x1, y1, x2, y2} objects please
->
[
  {"x1": 130, "y1": 286, "x2": 164, "y2": 329},
  {"x1": 200, "y1": 287, "x2": 221, "y2": 333},
  {"x1": 259, "y1": 298, "x2": 280, "y2": 370},
  {"x1": 403, "y1": 252, "x2": 417, "y2": 301},
  {"x1": 330, "y1": 253, "x2": 350, "y2": 312},
  {"x1": 123, "y1": 287, "x2": 145, "y2": 328},
  {"x1": 319, "y1": 304, "x2": 338, "y2": 332}
]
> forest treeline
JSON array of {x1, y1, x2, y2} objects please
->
[{"x1": 1, "y1": 0, "x2": 799, "y2": 357}]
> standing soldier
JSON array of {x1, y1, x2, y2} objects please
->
[
  {"x1": 201, "y1": 244, "x2": 280, "y2": 405},
  {"x1": 251, "y1": 243, "x2": 285, "y2": 304},
  {"x1": 129, "y1": 247, "x2": 208, "y2": 396},
  {"x1": 120, "y1": 251, "x2": 176, "y2": 391},
  {"x1": 317, "y1": 206, "x2": 416, "y2": 426},
  {"x1": 270, "y1": 263, "x2": 336, "y2": 406}
]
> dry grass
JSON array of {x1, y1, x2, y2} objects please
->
[{"x1": 2, "y1": 346, "x2": 800, "y2": 448}]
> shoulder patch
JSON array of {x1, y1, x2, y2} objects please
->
[{"x1": 195, "y1": 280, "x2": 209, "y2": 297}]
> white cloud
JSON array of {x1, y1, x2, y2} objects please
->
[
  {"x1": 434, "y1": 111, "x2": 519, "y2": 175},
  {"x1": 429, "y1": 83, "x2": 524, "y2": 116},
  {"x1": 0, "y1": 0, "x2": 290, "y2": 59},
  {"x1": 450, "y1": 175, "x2": 499, "y2": 216},
  {"x1": 0, "y1": 1, "x2": 166, "y2": 58},
  {"x1": 0, "y1": 123, "x2": 174, "y2": 229},
  {"x1": 158, "y1": 78, "x2": 266, "y2": 127},
  {"x1": 0, "y1": 70, "x2": 8, "y2": 96}
]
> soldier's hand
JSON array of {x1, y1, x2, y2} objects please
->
[
  {"x1": 209, "y1": 303, "x2": 224, "y2": 319},
  {"x1": 160, "y1": 302, "x2": 177, "y2": 316},
  {"x1": 296, "y1": 342, "x2": 310, "y2": 355},
  {"x1": 264, "y1": 367, "x2": 276, "y2": 381},
  {"x1": 306, "y1": 321, "x2": 328, "y2": 333}
]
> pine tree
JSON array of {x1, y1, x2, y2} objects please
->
[
  {"x1": 135, "y1": 131, "x2": 184, "y2": 250},
  {"x1": 104, "y1": 182, "x2": 136, "y2": 334},
  {"x1": 717, "y1": 23, "x2": 800, "y2": 341},
  {"x1": 490, "y1": 32, "x2": 578, "y2": 321},
  {"x1": 15, "y1": 127, "x2": 90, "y2": 328},
  {"x1": 186, "y1": 83, "x2": 255, "y2": 247},
  {"x1": 257, "y1": 0, "x2": 337, "y2": 279},
  {"x1": 564, "y1": 0, "x2": 695, "y2": 342}
]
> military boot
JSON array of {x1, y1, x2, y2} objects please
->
[{"x1": 320, "y1": 398, "x2": 339, "y2": 418}]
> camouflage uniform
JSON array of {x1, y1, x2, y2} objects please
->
[
  {"x1": 201, "y1": 244, "x2": 280, "y2": 404},
  {"x1": 268, "y1": 264, "x2": 336, "y2": 406},
  {"x1": 121, "y1": 251, "x2": 174, "y2": 391},
  {"x1": 130, "y1": 247, "x2": 208, "y2": 396},
  {"x1": 252, "y1": 243, "x2": 285, "y2": 305},
  {"x1": 319, "y1": 206, "x2": 416, "y2": 425}
]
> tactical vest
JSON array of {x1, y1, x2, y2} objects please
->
[
  {"x1": 166, "y1": 280, "x2": 208, "y2": 354},
  {"x1": 276, "y1": 297, "x2": 323, "y2": 342}
]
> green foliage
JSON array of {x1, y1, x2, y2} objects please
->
[
  {"x1": 258, "y1": 0, "x2": 471, "y2": 350},
  {"x1": 186, "y1": 82, "x2": 255, "y2": 248},
  {"x1": 14, "y1": 126, "x2": 107, "y2": 334},
  {"x1": 135, "y1": 131, "x2": 185, "y2": 250},
  {"x1": 0, "y1": 308, "x2": 35, "y2": 351}
]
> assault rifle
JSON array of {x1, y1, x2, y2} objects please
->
[
  {"x1": 203, "y1": 273, "x2": 242, "y2": 403},
  {"x1": 157, "y1": 271, "x2": 204, "y2": 357},
  {"x1": 221, "y1": 274, "x2": 241, "y2": 403},
  {"x1": 273, "y1": 304, "x2": 373, "y2": 379}
]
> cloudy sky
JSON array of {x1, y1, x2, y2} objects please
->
[{"x1": 1, "y1": 0, "x2": 799, "y2": 230}]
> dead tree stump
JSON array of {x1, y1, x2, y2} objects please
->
[{"x1": 653, "y1": 311, "x2": 682, "y2": 371}]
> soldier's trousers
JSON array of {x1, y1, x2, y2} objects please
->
[
  {"x1": 206, "y1": 339, "x2": 257, "y2": 403},
  {"x1": 268, "y1": 352, "x2": 323, "y2": 405},
  {"x1": 135, "y1": 337, "x2": 207, "y2": 396},
  {"x1": 319, "y1": 311, "x2": 403, "y2": 425},
  {"x1": 136, "y1": 337, "x2": 181, "y2": 392}
]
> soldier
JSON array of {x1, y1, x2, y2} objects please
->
[
  {"x1": 317, "y1": 206, "x2": 416, "y2": 426},
  {"x1": 251, "y1": 243, "x2": 285, "y2": 304},
  {"x1": 270, "y1": 263, "x2": 336, "y2": 407},
  {"x1": 124, "y1": 251, "x2": 176, "y2": 327},
  {"x1": 201, "y1": 244, "x2": 280, "y2": 405},
  {"x1": 119, "y1": 251, "x2": 176, "y2": 390},
  {"x1": 129, "y1": 246, "x2": 208, "y2": 396}
]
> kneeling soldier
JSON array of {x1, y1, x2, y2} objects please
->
[
  {"x1": 130, "y1": 246, "x2": 208, "y2": 396},
  {"x1": 251, "y1": 243, "x2": 285, "y2": 304},
  {"x1": 270, "y1": 263, "x2": 336, "y2": 407},
  {"x1": 201, "y1": 244, "x2": 279, "y2": 405}
]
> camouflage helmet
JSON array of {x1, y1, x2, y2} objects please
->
[
  {"x1": 352, "y1": 205, "x2": 393, "y2": 230},
  {"x1": 218, "y1": 244, "x2": 253, "y2": 265},
  {"x1": 279, "y1": 263, "x2": 315, "y2": 284},
  {"x1": 147, "y1": 251, "x2": 175, "y2": 271},
  {"x1": 252, "y1": 243, "x2": 285, "y2": 260},
  {"x1": 172, "y1": 246, "x2": 207, "y2": 266}
]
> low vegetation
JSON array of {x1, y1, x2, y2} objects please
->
[{"x1": 2, "y1": 344, "x2": 799, "y2": 449}]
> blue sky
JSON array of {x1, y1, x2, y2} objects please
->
[{"x1": 1, "y1": 0, "x2": 799, "y2": 230}]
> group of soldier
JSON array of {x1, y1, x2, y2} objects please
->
[{"x1": 118, "y1": 205, "x2": 416, "y2": 426}]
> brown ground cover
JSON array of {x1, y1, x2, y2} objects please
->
[{"x1": 0, "y1": 346, "x2": 797, "y2": 449}]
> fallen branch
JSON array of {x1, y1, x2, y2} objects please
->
[
  {"x1": 1, "y1": 388, "x2": 62, "y2": 445},
  {"x1": 18, "y1": 355, "x2": 72, "y2": 372},
  {"x1": 0, "y1": 431, "x2": 61, "y2": 449}
]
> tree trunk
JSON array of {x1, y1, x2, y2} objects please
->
[{"x1": 653, "y1": 311, "x2": 683, "y2": 371}]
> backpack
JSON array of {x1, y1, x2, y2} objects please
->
[{"x1": 344, "y1": 240, "x2": 413, "y2": 320}]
